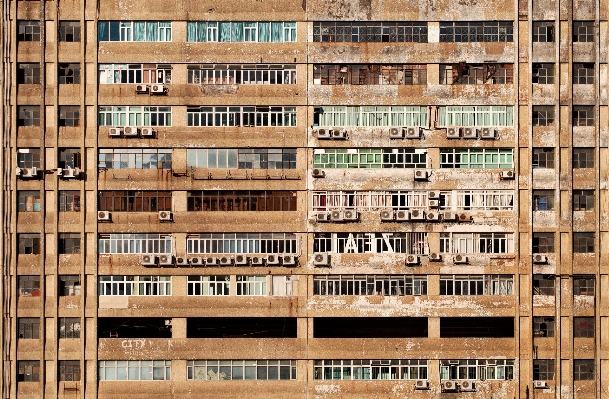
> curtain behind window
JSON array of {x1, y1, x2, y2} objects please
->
[
  {"x1": 231, "y1": 22, "x2": 243, "y2": 42},
  {"x1": 133, "y1": 22, "x2": 146, "y2": 41},
  {"x1": 146, "y1": 22, "x2": 158, "y2": 41},
  {"x1": 219, "y1": 22, "x2": 232, "y2": 42},
  {"x1": 98, "y1": 22, "x2": 109, "y2": 41},
  {"x1": 271, "y1": 22, "x2": 283, "y2": 42},
  {"x1": 258, "y1": 22, "x2": 271, "y2": 42}
]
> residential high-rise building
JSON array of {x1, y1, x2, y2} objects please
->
[{"x1": 0, "y1": 0, "x2": 606, "y2": 397}]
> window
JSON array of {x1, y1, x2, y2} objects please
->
[
  {"x1": 188, "y1": 360, "x2": 297, "y2": 380},
  {"x1": 18, "y1": 191, "x2": 41, "y2": 212},
  {"x1": 573, "y1": 21, "x2": 594, "y2": 42},
  {"x1": 58, "y1": 63, "x2": 80, "y2": 84},
  {"x1": 187, "y1": 106, "x2": 296, "y2": 127},
  {"x1": 314, "y1": 64, "x2": 427, "y2": 85},
  {"x1": 573, "y1": 276, "x2": 595, "y2": 296},
  {"x1": 532, "y1": 148, "x2": 555, "y2": 168},
  {"x1": 58, "y1": 148, "x2": 81, "y2": 169},
  {"x1": 313, "y1": 190, "x2": 428, "y2": 211},
  {"x1": 573, "y1": 63, "x2": 594, "y2": 84},
  {"x1": 188, "y1": 21, "x2": 297, "y2": 42},
  {"x1": 59, "y1": 190, "x2": 81, "y2": 212},
  {"x1": 18, "y1": 233, "x2": 40, "y2": 254},
  {"x1": 532, "y1": 106, "x2": 555, "y2": 126},
  {"x1": 59, "y1": 21, "x2": 81, "y2": 42},
  {"x1": 315, "y1": 106, "x2": 428, "y2": 127},
  {"x1": 188, "y1": 64, "x2": 296, "y2": 85},
  {"x1": 187, "y1": 191, "x2": 297, "y2": 212},
  {"x1": 533, "y1": 275, "x2": 555, "y2": 295},
  {"x1": 59, "y1": 275, "x2": 81, "y2": 296},
  {"x1": 573, "y1": 360, "x2": 594, "y2": 380},
  {"x1": 18, "y1": 21, "x2": 40, "y2": 41},
  {"x1": 58, "y1": 106, "x2": 80, "y2": 126},
  {"x1": 98, "y1": 360, "x2": 171, "y2": 380},
  {"x1": 59, "y1": 318, "x2": 81, "y2": 338},
  {"x1": 573, "y1": 148, "x2": 594, "y2": 168},
  {"x1": 573, "y1": 232, "x2": 594, "y2": 253},
  {"x1": 573, "y1": 190, "x2": 594, "y2": 211},
  {"x1": 533, "y1": 360, "x2": 555, "y2": 380},
  {"x1": 533, "y1": 190, "x2": 555, "y2": 211},
  {"x1": 59, "y1": 233, "x2": 80, "y2": 254},
  {"x1": 314, "y1": 148, "x2": 427, "y2": 169},
  {"x1": 98, "y1": 191, "x2": 171, "y2": 212},
  {"x1": 98, "y1": 21, "x2": 172, "y2": 42},
  {"x1": 98, "y1": 106, "x2": 172, "y2": 126},
  {"x1": 17, "y1": 149, "x2": 40, "y2": 168},
  {"x1": 59, "y1": 360, "x2": 80, "y2": 381},
  {"x1": 314, "y1": 359, "x2": 428, "y2": 380},
  {"x1": 17, "y1": 361, "x2": 40, "y2": 382},
  {"x1": 187, "y1": 233, "x2": 298, "y2": 254},
  {"x1": 440, "y1": 275, "x2": 513, "y2": 295},
  {"x1": 98, "y1": 234, "x2": 172, "y2": 254},
  {"x1": 98, "y1": 276, "x2": 171, "y2": 296},
  {"x1": 439, "y1": 21, "x2": 513, "y2": 42},
  {"x1": 532, "y1": 63, "x2": 555, "y2": 84},
  {"x1": 98, "y1": 149, "x2": 172, "y2": 169},
  {"x1": 17, "y1": 106, "x2": 40, "y2": 126},
  {"x1": 98, "y1": 64, "x2": 172, "y2": 84},
  {"x1": 314, "y1": 233, "x2": 428, "y2": 255},
  {"x1": 573, "y1": 106, "x2": 594, "y2": 126},
  {"x1": 532, "y1": 232, "x2": 554, "y2": 253},
  {"x1": 313, "y1": 21, "x2": 427, "y2": 43},
  {"x1": 236, "y1": 276, "x2": 267, "y2": 296},
  {"x1": 439, "y1": 232, "x2": 514, "y2": 254},
  {"x1": 448, "y1": 190, "x2": 514, "y2": 211},
  {"x1": 439, "y1": 149, "x2": 514, "y2": 169},
  {"x1": 438, "y1": 106, "x2": 514, "y2": 126},
  {"x1": 532, "y1": 22, "x2": 555, "y2": 42},
  {"x1": 533, "y1": 316, "x2": 555, "y2": 337},
  {"x1": 313, "y1": 275, "x2": 428, "y2": 296},
  {"x1": 18, "y1": 276, "x2": 40, "y2": 296},
  {"x1": 187, "y1": 276, "x2": 230, "y2": 296},
  {"x1": 18, "y1": 317, "x2": 40, "y2": 339},
  {"x1": 17, "y1": 64, "x2": 40, "y2": 84},
  {"x1": 439, "y1": 63, "x2": 513, "y2": 84},
  {"x1": 440, "y1": 360, "x2": 514, "y2": 380},
  {"x1": 186, "y1": 148, "x2": 296, "y2": 170}
]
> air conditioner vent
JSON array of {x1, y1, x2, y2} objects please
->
[
  {"x1": 380, "y1": 210, "x2": 394, "y2": 221},
  {"x1": 97, "y1": 211, "x2": 111, "y2": 221},
  {"x1": 313, "y1": 253, "x2": 330, "y2": 266},
  {"x1": 159, "y1": 211, "x2": 172, "y2": 221}
]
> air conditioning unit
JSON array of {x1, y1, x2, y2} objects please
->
[
  {"x1": 428, "y1": 191, "x2": 440, "y2": 199},
  {"x1": 97, "y1": 211, "x2": 111, "y2": 221},
  {"x1": 235, "y1": 254, "x2": 249, "y2": 265},
  {"x1": 461, "y1": 127, "x2": 477, "y2": 139},
  {"x1": 410, "y1": 209, "x2": 425, "y2": 220},
  {"x1": 175, "y1": 257, "x2": 189, "y2": 266},
  {"x1": 331, "y1": 128, "x2": 347, "y2": 139},
  {"x1": 205, "y1": 256, "x2": 218, "y2": 266},
  {"x1": 395, "y1": 210, "x2": 409, "y2": 221},
  {"x1": 415, "y1": 380, "x2": 429, "y2": 390},
  {"x1": 109, "y1": 127, "x2": 122, "y2": 137},
  {"x1": 414, "y1": 169, "x2": 429, "y2": 181},
  {"x1": 442, "y1": 212, "x2": 458, "y2": 221},
  {"x1": 428, "y1": 200, "x2": 440, "y2": 208},
  {"x1": 60, "y1": 168, "x2": 80, "y2": 178},
  {"x1": 159, "y1": 211, "x2": 172, "y2": 221},
  {"x1": 446, "y1": 127, "x2": 460, "y2": 139},
  {"x1": 313, "y1": 253, "x2": 330, "y2": 266},
  {"x1": 312, "y1": 168, "x2": 325, "y2": 178},
  {"x1": 458, "y1": 214, "x2": 473, "y2": 222},
  {"x1": 158, "y1": 255, "x2": 174, "y2": 266},
  {"x1": 282, "y1": 254, "x2": 296, "y2": 266},
  {"x1": 316, "y1": 212, "x2": 330, "y2": 222},
  {"x1": 342, "y1": 209, "x2": 359, "y2": 221},
  {"x1": 141, "y1": 254, "x2": 157, "y2": 266},
  {"x1": 426, "y1": 212, "x2": 440, "y2": 221},
  {"x1": 316, "y1": 129, "x2": 331, "y2": 139},
  {"x1": 17, "y1": 167, "x2": 37, "y2": 178},
  {"x1": 389, "y1": 127, "x2": 404, "y2": 139},
  {"x1": 330, "y1": 210, "x2": 343, "y2": 222},
  {"x1": 267, "y1": 254, "x2": 281, "y2": 265},
  {"x1": 534, "y1": 380, "x2": 548, "y2": 389},
  {"x1": 405, "y1": 255, "x2": 419, "y2": 265},
  {"x1": 219, "y1": 256, "x2": 232, "y2": 266},
  {"x1": 404, "y1": 127, "x2": 421, "y2": 139},
  {"x1": 429, "y1": 253, "x2": 442, "y2": 262},
  {"x1": 442, "y1": 380, "x2": 459, "y2": 393},
  {"x1": 454, "y1": 254, "x2": 468, "y2": 264},
  {"x1": 459, "y1": 380, "x2": 476, "y2": 392},
  {"x1": 533, "y1": 254, "x2": 548, "y2": 264},
  {"x1": 151, "y1": 84, "x2": 165, "y2": 94},
  {"x1": 480, "y1": 127, "x2": 497, "y2": 139},
  {"x1": 251, "y1": 255, "x2": 265, "y2": 265},
  {"x1": 140, "y1": 127, "x2": 155, "y2": 137},
  {"x1": 135, "y1": 84, "x2": 148, "y2": 93},
  {"x1": 380, "y1": 209, "x2": 394, "y2": 221},
  {"x1": 123, "y1": 126, "x2": 139, "y2": 136},
  {"x1": 189, "y1": 257, "x2": 204, "y2": 266},
  {"x1": 500, "y1": 170, "x2": 515, "y2": 180}
]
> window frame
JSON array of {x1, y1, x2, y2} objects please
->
[
  {"x1": 59, "y1": 317, "x2": 81, "y2": 338},
  {"x1": 573, "y1": 232, "x2": 594, "y2": 253},
  {"x1": 17, "y1": 190, "x2": 41, "y2": 212},
  {"x1": 533, "y1": 274, "x2": 555, "y2": 296},
  {"x1": 573, "y1": 148, "x2": 594, "y2": 168},
  {"x1": 59, "y1": 21, "x2": 81, "y2": 42},
  {"x1": 58, "y1": 233, "x2": 81, "y2": 254},
  {"x1": 573, "y1": 190, "x2": 594, "y2": 211},
  {"x1": 532, "y1": 21, "x2": 555, "y2": 42},
  {"x1": 18, "y1": 317, "x2": 40, "y2": 339},
  {"x1": 532, "y1": 190, "x2": 555, "y2": 211},
  {"x1": 532, "y1": 148, "x2": 555, "y2": 168},
  {"x1": 532, "y1": 232, "x2": 555, "y2": 253}
]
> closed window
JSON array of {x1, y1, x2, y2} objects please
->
[
  {"x1": 18, "y1": 360, "x2": 40, "y2": 382},
  {"x1": 532, "y1": 63, "x2": 554, "y2": 84},
  {"x1": 17, "y1": 64, "x2": 40, "y2": 84},
  {"x1": 187, "y1": 191, "x2": 297, "y2": 211},
  {"x1": 98, "y1": 149, "x2": 172, "y2": 169},
  {"x1": 59, "y1": 317, "x2": 81, "y2": 338},
  {"x1": 18, "y1": 317, "x2": 40, "y2": 339},
  {"x1": 573, "y1": 63, "x2": 594, "y2": 84},
  {"x1": 533, "y1": 232, "x2": 554, "y2": 253},
  {"x1": 533, "y1": 316, "x2": 555, "y2": 337},
  {"x1": 58, "y1": 233, "x2": 80, "y2": 254},
  {"x1": 573, "y1": 106, "x2": 594, "y2": 126},
  {"x1": 533, "y1": 359, "x2": 555, "y2": 380},
  {"x1": 439, "y1": 21, "x2": 513, "y2": 42},
  {"x1": 573, "y1": 190, "x2": 594, "y2": 211},
  {"x1": 98, "y1": 360, "x2": 172, "y2": 380},
  {"x1": 18, "y1": 276, "x2": 40, "y2": 296},
  {"x1": 17, "y1": 149, "x2": 41, "y2": 168},
  {"x1": 532, "y1": 106, "x2": 554, "y2": 126},
  {"x1": 533, "y1": 190, "x2": 554, "y2": 211},
  {"x1": 532, "y1": 148, "x2": 554, "y2": 168},
  {"x1": 59, "y1": 106, "x2": 80, "y2": 127},
  {"x1": 573, "y1": 276, "x2": 594, "y2": 296},
  {"x1": 59, "y1": 21, "x2": 81, "y2": 42},
  {"x1": 98, "y1": 191, "x2": 172, "y2": 212},
  {"x1": 59, "y1": 360, "x2": 81, "y2": 381},
  {"x1": 573, "y1": 21, "x2": 594, "y2": 42},
  {"x1": 533, "y1": 275, "x2": 555, "y2": 296},
  {"x1": 532, "y1": 22, "x2": 554, "y2": 42},
  {"x1": 18, "y1": 21, "x2": 40, "y2": 41},
  {"x1": 98, "y1": 21, "x2": 172, "y2": 42},
  {"x1": 17, "y1": 191, "x2": 41, "y2": 212},
  {"x1": 574, "y1": 360, "x2": 594, "y2": 380},
  {"x1": 574, "y1": 317, "x2": 594, "y2": 337},
  {"x1": 188, "y1": 359, "x2": 297, "y2": 380},
  {"x1": 58, "y1": 63, "x2": 80, "y2": 84},
  {"x1": 17, "y1": 106, "x2": 40, "y2": 126},
  {"x1": 573, "y1": 148, "x2": 594, "y2": 168},
  {"x1": 59, "y1": 191, "x2": 81, "y2": 212},
  {"x1": 312, "y1": 21, "x2": 427, "y2": 43},
  {"x1": 18, "y1": 233, "x2": 40, "y2": 254},
  {"x1": 573, "y1": 232, "x2": 594, "y2": 253}
]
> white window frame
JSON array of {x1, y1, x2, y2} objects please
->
[
  {"x1": 439, "y1": 232, "x2": 514, "y2": 254},
  {"x1": 187, "y1": 276, "x2": 230, "y2": 296},
  {"x1": 187, "y1": 360, "x2": 297, "y2": 380},
  {"x1": 439, "y1": 148, "x2": 514, "y2": 169},
  {"x1": 236, "y1": 276, "x2": 267, "y2": 296},
  {"x1": 98, "y1": 360, "x2": 171, "y2": 381},
  {"x1": 97, "y1": 233, "x2": 172, "y2": 254},
  {"x1": 313, "y1": 275, "x2": 428, "y2": 296},
  {"x1": 313, "y1": 148, "x2": 428, "y2": 169},
  {"x1": 98, "y1": 276, "x2": 172, "y2": 296},
  {"x1": 313, "y1": 360, "x2": 428, "y2": 380},
  {"x1": 313, "y1": 233, "x2": 428, "y2": 255}
]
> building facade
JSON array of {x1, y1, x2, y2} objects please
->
[{"x1": 0, "y1": 0, "x2": 607, "y2": 397}]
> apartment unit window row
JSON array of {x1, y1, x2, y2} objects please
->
[
  {"x1": 187, "y1": 190, "x2": 297, "y2": 211},
  {"x1": 532, "y1": 63, "x2": 554, "y2": 84},
  {"x1": 313, "y1": 148, "x2": 427, "y2": 169},
  {"x1": 98, "y1": 64, "x2": 171, "y2": 84},
  {"x1": 97, "y1": 234, "x2": 172, "y2": 254},
  {"x1": 187, "y1": 276, "x2": 229, "y2": 296},
  {"x1": 313, "y1": 21, "x2": 427, "y2": 43},
  {"x1": 187, "y1": 360, "x2": 297, "y2": 380},
  {"x1": 187, "y1": 21, "x2": 296, "y2": 42},
  {"x1": 313, "y1": 64, "x2": 427, "y2": 85},
  {"x1": 98, "y1": 21, "x2": 172, "y2": 42},
  {"x1": 313, "y1": 232, "x2": 428, "y2": 254},
  {"x1": 186, "y1": 233, "x2": 298, "y2": 255},
  {"x1": 186, "y1": 106, "x2": 296, "y2": 127},
  {"x1": 189, "y1": 275, "x2": 294, "y2": 297},
  {"x1": 98, "y1": 191, "x2": 172, "y2": 212},
  {"x1": 439, "y1": 149, "x2": 514, "y2": 169},
  {"x1": 17, "y1": 21, "x2": 40, "y2": 41},
  {"x1": 439, "y1": 232, "x2": 514, "y2": 254},
  {"x1": 188, "y1": 64, "x2": 296, "y2": 85},
  {"x1": 98, "y1": 276, "x2": 171, "y2": 296},
  {"x1": 17, "y1": 106, "x2": 79, "y2": 126},
  {"x1": 438, "y1": 106, "x2": 514, "y2": 126},
  {"x1": 98, "y1": 360, "x2": 171, "y2": 380},
  {"x1": 440, "y1": 63, "x2": 513, "y2": 84},
  {"x1": 314, "y1": 106, "x2": 428, "y2": 127},
  {"x1": 440, "y1": 360, "x2": 514, "y2": 380},
  {"x1": 440, "y1": 275, "x2": 513, "y2": 296},
  {"x1": 98, "y1": 106, "x2": 172, "y2": 126},
  {"x1": 313, "y1": 275, "x2": 428, "y2": 296},
  {"x1": 441, "y1": 190, "x2": 514, "y2": 210},
  {"x1": 17, "y1": 63, "x2": 40, "y2": 84},
  {"x1": 186, "y1": 148, "x2": 296, "y2": 170},
  {"x1": 313, "y1": 190, "x2": 427, "y2": 211},
  {"x1": 439, "y1": 21, "x2": 514, "y2": 42},
  {"x1": 98, "y1": 149, "x2": 172, "y2": 169},
  {"x1": 314, "y1": 360, "x2": 428, "y2": 380}
]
